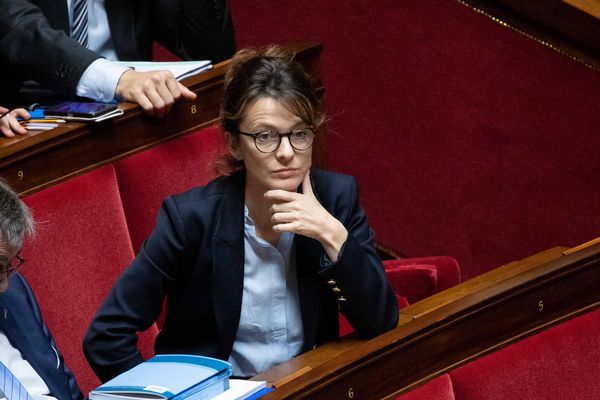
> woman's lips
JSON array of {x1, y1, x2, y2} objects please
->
[{"x1": 272, "y1": 168, "x2": 298, "y2": 178}]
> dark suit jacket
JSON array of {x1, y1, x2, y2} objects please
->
[
  {"x1": 0, "y1": 0, "x2": 236, "y2": 106},
  {"x1": 83, "y1": 169, "x2": 399, "y2": 382},
  {"x1": 0, "y1": 274, "x2": 83, "y2": 400}
]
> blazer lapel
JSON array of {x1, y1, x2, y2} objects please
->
[{"x1": 211, "y1": 172, "x2": 246, "y2": 357}]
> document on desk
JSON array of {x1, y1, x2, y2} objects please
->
[
  {"x1": 114, "y1": 60, "x2": 212, "y2": 81},
  {"x1": 211, "y1": 379, "x2": 268, "y2": 400}
]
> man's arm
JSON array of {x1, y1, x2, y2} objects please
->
[
  {"x1": 77, "y1": 59, "x2": 197, "y2": 117},
  {"x1": 0, "y1": 0, "x2": 201, "y2": 116},
  {"x1": 0, "y1": 0, "x2": 101, "y2": 94}
]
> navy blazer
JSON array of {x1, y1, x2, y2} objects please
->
[
  {"x1": 84, "y1": 169, "x2": 398, "y2": 382},
  {"x1": 0, "y1": 274, "x2": 83, "y2": 400},
  {"x1": 0, "y1": 0, "x2": 236, "y2": 106}
]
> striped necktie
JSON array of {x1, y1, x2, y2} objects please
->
[
  {"x1": 71, "y1": 0, "x2": 89, "y2": 47},
  {"x1": 0, "y1": 361, "x2": 34, "y2": 400}
]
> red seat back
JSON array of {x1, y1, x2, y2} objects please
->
[
  {"x1": 22, "y1": 165, "x2": 158, "y2": 396},
  {"x1": 114, "y1": 126, "x2": 226, "y2": 253}
]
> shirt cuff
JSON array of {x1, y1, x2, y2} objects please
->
[{"x1": 76, "y1": 58, "x2": 131, "y2": 102}]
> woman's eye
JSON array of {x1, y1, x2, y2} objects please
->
[
  {"x1": 256, "y1": 132, "x2": 278, "y2": 142},
  {"x1": 291, "y1": 129, "x2": 307, "y2": 139}
]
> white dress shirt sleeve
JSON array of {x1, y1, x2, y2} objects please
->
[{"x1": 76, "y1": 58, "x2": 131, "y2": 102}]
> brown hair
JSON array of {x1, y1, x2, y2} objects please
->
[{"x1": 217, "y1": 45, "x2": 324, "y2": 174}]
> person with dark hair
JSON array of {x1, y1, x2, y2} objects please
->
[
  {"x1": 83, "y1": 45, "x2": 398, "y2": 381},
  {"x1": 0, "y1": 0, "x2": 236, "y2": 117},
  {"x1": 0, "y1": 179, "x2": 84, "y2": 400}
]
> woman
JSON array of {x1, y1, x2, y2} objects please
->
[
  {"x1": 0, "y1": 106, "x2": 30, "y2": 137},
  {"x1": 83, "y1": 46, "x2": 398, "y2": 381}
]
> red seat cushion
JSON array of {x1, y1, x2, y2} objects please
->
[
  {"x1": 384, "y1": 263, "x2": 438, "y2": 305},
  {"x1": 22, "y1": 165, "x2": 158, "y2": 396},
  {"x1": 449, "y1": 307, "x2": 600, "y2": 399},
  {"x1": 385, "y1": 256, "x2": 461, "y2": 293}
]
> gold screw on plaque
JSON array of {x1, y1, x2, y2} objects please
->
[
  {"x1": 348, "y1": 388, "x2": 354, "y2": 398},
  {"x1": 190, "y1": 104, "x2": 197, "y2": 114},
  {"x1": 538, "y1": 300, "x2": 544, "y2": 311},
  {"x1": 17, "y1": 170, "x2": 24, "y2": 180}
]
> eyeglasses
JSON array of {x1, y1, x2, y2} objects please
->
[
  {"x1": 236, "y1": 127, "x2": 316, "y2": 153},
  {"x1": 1, "y1": 254, "x2": 25, "y2": 278}
]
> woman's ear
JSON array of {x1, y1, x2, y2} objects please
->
[{"x1": 225, "y1": 132, "x2": 243, "y2": 160}]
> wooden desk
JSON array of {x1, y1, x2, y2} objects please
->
[
  {"x1": 0, "y1": 41, "x2": 326, "y2": 196},
  {"x1": 252, "y1": 241, "x2": 600, "y2": 399}
]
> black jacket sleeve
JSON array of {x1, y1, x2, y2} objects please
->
[
  {"x1": 0, "y1": 0, "x2": 101, "y2": 97},
  {"x1": 316, "y1": 174, "x2": 399, "y2": 338}
]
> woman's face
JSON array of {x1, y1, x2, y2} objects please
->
[{"x1": 231, "y1": 97, "x2": 312, "y2": 193}]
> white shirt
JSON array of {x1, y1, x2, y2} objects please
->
[
  {"x1": 0, "y1": 331, "x2": 57, "y2": 400},
  {"x1": 68, "y1": 0, "x2": 129, "y2": 102},
  {"x1": 227, "y1": 206, "x2": 304, "y2": 377}
]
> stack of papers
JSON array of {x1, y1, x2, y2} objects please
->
[{"x1": 115, "y1": 60, "x2": 212, "y2": 81}]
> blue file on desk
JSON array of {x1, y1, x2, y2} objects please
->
[{"x1": 89, "y1": 354, "x2": 232, "y2": 400}]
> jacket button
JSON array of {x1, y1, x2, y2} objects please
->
[
  {"x1": 332, "y1": 287, "x2": 341, "y2": 293},
  {"x1": 327, "y1": 279, "x2": 336, "y2": 285},
  {"x1": 338, "y1": 296, "x2": 347, "y2": 302}
]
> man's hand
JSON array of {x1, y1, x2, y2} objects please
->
[
  {"x1": 0, "y1": 107, "x2": 30, "y2": 138},
  {"x1": 265, "y1": 173, "x2": 348, "y2": 261},
  {"x1": 115, "y1": 70, "x2": 197, "y2": 117}
]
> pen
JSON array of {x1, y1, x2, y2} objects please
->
[{"x1": 28, "y1": 119, "x2": 65, "y2": 123}]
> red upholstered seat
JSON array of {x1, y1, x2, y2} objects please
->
[
  {"x1": 21, "y1": 165, "x2": 158, "y2": 396},
  {"x1": 393, "y1": 308, "x2": 600, "y2": 399},
  {"x1": 114, "y1": 125, "x2": 226, "y2": 253},
  {"x1": 449, "y1": 307, "x2": 600, "y2": 400}
]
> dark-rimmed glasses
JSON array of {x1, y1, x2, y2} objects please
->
[
  {"x1": 1, "y1": 254, "x2": 25, "y2": 278},
  {"x1": 237, "y1": 127, "x2": 316, "y2": 153}
]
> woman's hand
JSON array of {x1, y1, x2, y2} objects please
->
[
  {"x1": 0, "y1": 107, "x2": 30, "y2": 138},
  {"x1": 265, "y1": 173, "x2": 348, "y2": 261}
]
